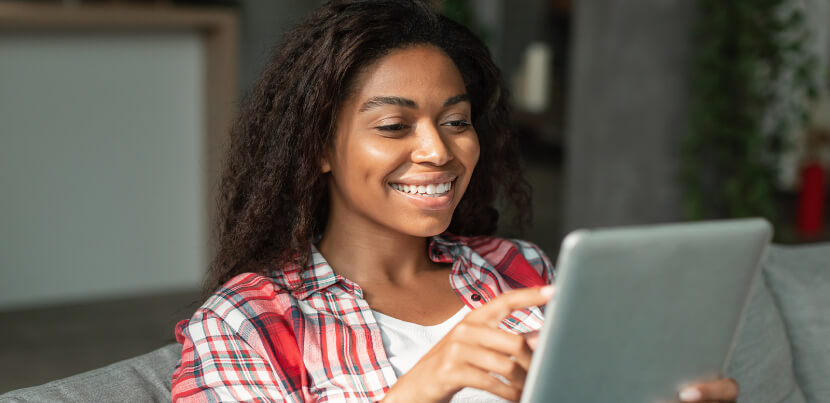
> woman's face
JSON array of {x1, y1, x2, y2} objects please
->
[{"x1": 323, "y1": 45, "x2": 479, "y2": 238}]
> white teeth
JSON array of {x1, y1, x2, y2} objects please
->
[{"x1": 391, "y1": 181, "x2": 453, "y2": 197}]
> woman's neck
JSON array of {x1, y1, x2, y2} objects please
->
[{"x1": 317, "y1": 218, "x2": 437, "y2": 288}]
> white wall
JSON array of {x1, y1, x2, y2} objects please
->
[{"x1": 0, "y1": 32, "x2": 207, "y2": 309}]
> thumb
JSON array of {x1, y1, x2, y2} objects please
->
[{"x1": 524, "y1": 331, "x2": 540, "y2": 351}]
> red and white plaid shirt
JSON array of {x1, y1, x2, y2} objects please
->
[{"x1": 171, "y1": 234, "x2": 555, "y2": 402}]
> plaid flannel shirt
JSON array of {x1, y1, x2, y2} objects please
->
[{"x1": 172, "y1": 234, "x2": 555, "y2": 402}]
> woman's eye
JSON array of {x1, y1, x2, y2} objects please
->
[
  {"x1": 375, "y1": 123, "x2": 409, "y2": 132},
  {"x1": 442, "y1": 120, "x2": 472, "y2": 131}
]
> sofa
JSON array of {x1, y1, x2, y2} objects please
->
[{"x1": 2, "y1": 243, "x2": 828, "y2": 403}]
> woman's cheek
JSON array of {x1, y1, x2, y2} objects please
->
[
  {"x1": 362, "y1": 138, "x2": 406, "y2": 164},
  {"x1": 458, "y1": 130, "x2": 480, "y2": 166},
  {"x1": 456, "y1": 133, "x2": 480, "y2": 188}
]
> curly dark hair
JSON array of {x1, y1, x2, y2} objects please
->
[{"x1": 205, "y1": 0, "x2": 531, "y2": 293}]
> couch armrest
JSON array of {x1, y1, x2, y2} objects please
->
[{"x1": 1, "y1": 343, "x2": 181, "y2": 403}]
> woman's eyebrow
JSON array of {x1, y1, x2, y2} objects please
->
[
  {"x1": 443, "y1": 93, "x2": 469, "y2": 107},
  {"x1": 359, "y1": 96, "x2": 417, "y2": 112},
  {"x1": 358, "y1": 93, "x2": 469, "y2": 112}
]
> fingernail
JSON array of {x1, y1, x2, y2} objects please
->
[
  {"x1": 539, "y1": 285, "x2": 555, "y2": 298},
  {"x1": 679, "y1": 387, "x2": 701, "y2": 402}
]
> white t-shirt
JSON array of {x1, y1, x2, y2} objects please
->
[{"x1": 372, "y1": 306, "x2": 511, "y2": 403}]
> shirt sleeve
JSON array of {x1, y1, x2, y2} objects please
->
[
  {"x1": 171, "y1": 309, "x2": 299, "y2": 402},
  {"x1": 511, "y1": 238, "x2": 556, "y2": 285}
]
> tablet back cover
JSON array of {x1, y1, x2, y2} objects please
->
[{"x1": 522, "y1": 219, "x2": 770, "y2": 403}]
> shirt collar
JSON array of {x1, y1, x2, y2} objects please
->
[
  {"x1": 272, "y1": 234, "x2": 464, "y2": 300},
  {"x1": 428, "y1": 233, "x2": 459, "y2": 264}
]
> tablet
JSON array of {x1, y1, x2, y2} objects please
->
[{"x1": 521, "y1": 218, "x2": 771, "y2": 403}]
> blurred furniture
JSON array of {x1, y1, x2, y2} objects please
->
[
  {"x1": 1, "y1": 244, "x2": 828, "y2": 402},
  {"x1": 0, "y1": 344, "x2": 180, "y2": 402}
]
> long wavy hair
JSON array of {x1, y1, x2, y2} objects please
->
[{"x1": 205, "y1": 0, "x2": 531, "y2": 293}]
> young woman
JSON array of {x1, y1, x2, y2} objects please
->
[{"x1": 171, "y1": 1, "x2": 740, "y2": 401}]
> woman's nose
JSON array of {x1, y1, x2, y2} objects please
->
[{"x1": 411, "y1": 122, "x2": 453, "y2": 166}]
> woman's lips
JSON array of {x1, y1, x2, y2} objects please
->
[{"x1": 389, "y1": 181, "x2": 455, "y2": 210}]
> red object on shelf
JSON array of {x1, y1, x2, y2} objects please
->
[{"x1": 797, "y1": 162, "x2": 826, "y2": 237}]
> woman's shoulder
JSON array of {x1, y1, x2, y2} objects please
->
[
  {"x1": 197, "y1": 272, "x2": 295, "y2": 319},
  {"x1": 172, "y1": 273, "x2": 306, "y2": 401},
  {"x1": 177, "y1": 272, "x2": 297, "y2": 340}
]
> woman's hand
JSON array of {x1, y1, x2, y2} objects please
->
[
  {"x1": 678, "y1": 378, "x2": 739, "y2": 402},
  {"x1": 381, "y1": 285, "x2": 555, "y2": 403}
]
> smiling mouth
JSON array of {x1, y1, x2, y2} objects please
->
[{"x1": 389, "y1": 180, "x2": 453, "y2": 197}]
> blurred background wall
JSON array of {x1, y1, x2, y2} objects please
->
[
  {"x1": 565, "y1": 0, "x2": 694, "y2": 230},
  {"x1": 0, "y1": 32, "x2": 207, "y2": 309}
]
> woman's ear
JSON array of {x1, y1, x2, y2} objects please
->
[
  {"x1": 321, "y1": 136, "x2": 335, "y2": 173},
  {"x1": 320, "y1": 152, "x2": 332, "y2": 173}
]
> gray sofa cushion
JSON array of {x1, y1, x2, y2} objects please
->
[
  {"x1": 726, "y1": 268, "x2": 805, "y2": 403},
  {"x1": 1, "y1": 343, "x2": 181, "y2": 403},
  {"x1": 764, "y1": 244, "x2": 830, "y2": 403}
]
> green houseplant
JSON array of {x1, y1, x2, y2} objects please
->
[{"x1": 683, "y1": 0, "x2": 818, "y2": 224}]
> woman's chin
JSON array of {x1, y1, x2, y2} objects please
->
[{"x1": 396, "y1": 216, "x2": 453, "y2": 238}]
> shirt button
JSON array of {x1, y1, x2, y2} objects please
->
[{"x1": 471, "y1": 293, "x2": 482, "y2": 301}]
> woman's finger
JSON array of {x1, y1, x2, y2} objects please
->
[
  {"x1": 679, "y1": 378, "x2": 739, "y2": 402},
  {"x1": 456, "y1": 343, "x2": 527, "y2": 387},
  {"x1": 446, "y1": 364, "x2": 523, "y2": 402},
  {"x1": 467, "y1": 286, "x2": 555, "y2": 326},
  {"x1": 452, "y1": 323, "x2": 533, "y2": 369}
]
